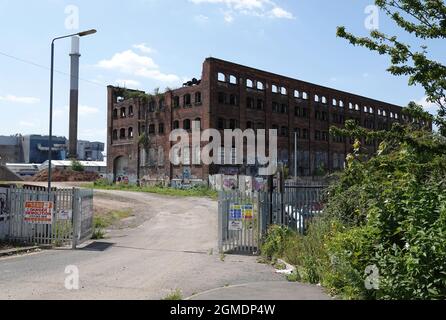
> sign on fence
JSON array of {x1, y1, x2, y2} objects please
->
[{"x1": 24, "y1": 201, "x2": 53, "y2": 224}]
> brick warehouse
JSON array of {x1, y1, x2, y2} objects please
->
[{"x1": 107, "y1": 57, "x2": 415, "y2": 184}]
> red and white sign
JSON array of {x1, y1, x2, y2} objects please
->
[{"x1": 24, "y1": 201, "x2": 53, "y2": 224}]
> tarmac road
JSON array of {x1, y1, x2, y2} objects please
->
[{"x1": 0, "y1": 189, "x2": 329, "y2": 300}]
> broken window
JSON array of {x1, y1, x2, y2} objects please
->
[
  {"x1": 159, "y1": 123, "x2": 165, "y2": 134},
  {"x1": 257, "y1": 81, "x2": 264, "y2": 90},
  {"x1": 173, "y1": 96, "x2": 180, "y2": 108},
  {"x1": 149, "y1": 101, "x2": 156, "y2": 112},
  {"x1": 281, "y1": 87, "x2": 287, "y2": 95},
  {"x1": 246, "y1": 97, "x2": 255, "y2": 109},
  {"x1": 195, "y1": 92, "x2": 202, "y2": 105},
  {"x1": 332, "y1": 99, "x2": 337, "y2": 106},
  {"x1": 183, "y1": 94, "x2": 192, "y2": 107},
  {"x1": 302, "y1": 92, "x2": 308, "y2": 100},
  {"x1": 183, "y1": 119, "x2": 191, "y2": 131},
  {"x1": 218, "y1": 92, "x2": 226, "y2": 104},
  {"x1": 149, "y1": 124, "x2": 156, "y2": 134},
  {"x1": 120, "y1": 107, "x2": 126, "y2": 118},
  {"x1": 218, "y1": 72, "x2": 226, "y2": 82},
  {"x1": 112, "y1": 130, "x2": 118, "y2": 140},
  {"x1": 113, "y1": 109, "x2": 118, "y2": 120},
  {"x1": 229, "y1": 94, "x2": 238, "y2": 106},
  {"x1": 120, "y1": 128, "x2": 126, "y2": 139},
  {"x1": 257, "y1": 99, "x2": 264, "y2": 110},
  {"x1": 246, "y1": 79, "x2": 253, "y2": 88},
  {"x1": 321, "y1": 96, "x2": 327, "y2": 104},
  {"x1": 229, "y1": 75, "x2": 237, "y2": 85},
  {"x1": 128, "y1": 127, "x2": 134, "y2": 139},
  {"x1": 272, "y1": 85, "x2": 279, "y2": 93},
  {"x1": 159, "y1": 98, "x2": 165, "y2": 111},
  {"x1": 129, "y1": 105, "x2": 134, "y2": 117},
  {"x1": 218, "y1": 118, "x2": 226, "y2": 130},
  {"x1": 294, "y1": 90, "x2": 300, "y2": 98},
  {"x1": 173, "y1": 121, "x2": 180, "y2": 130},
  {"x1": 314, "y1": 95, "x2": 320, "y2": 103}
]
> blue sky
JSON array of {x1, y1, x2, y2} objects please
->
[{"x1": 0, "y1": 0, "x2": 443, "y2": 144}]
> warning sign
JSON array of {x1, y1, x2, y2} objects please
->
[
  {"x1": 243, "y1": 204, "x2": 254, "y2": 220},
  {"x1": 24, "y1": 201, "x2": 53, "y2": 224},
  {"x1": 230, "y1": 205, "x2": 243, "y2": 220},
  {"x1": 229, "y1": 220, "x2": 243, "y2": 231}
]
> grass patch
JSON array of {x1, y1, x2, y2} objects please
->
[
  {"x1": 84, "y1": 181, "x2": 218, "y2": 200},
  {"x1": 92, "y1": 209, "x2": 134, "y2": 239},
  {"x1": 162, "y1": 289, "x2": 183, "y2": 301}
]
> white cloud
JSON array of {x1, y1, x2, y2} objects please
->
[
  {"x1": 414, "y1": 96, "x2": 443, "y2": 116},
  {"x1": 0, "y1": 95, "x2": 40, "y2": 104},
  {"x1": 133, "y1": 43, "x2": 155, "y2": 54},
  {"x1": 189, "y1": 0, "x2": 294, "y2": 21},
  {"x1": 96, "y1": 49, "x2": 180, "y2": 83}
]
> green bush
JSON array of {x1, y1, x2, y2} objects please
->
[{"x1": 70, "y1": 159, "x2": 85, "y2": 172}]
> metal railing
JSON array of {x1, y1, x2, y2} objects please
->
[
  {"x1": 218, "y1": 187, "x2": 326, "y2": 255},
  {"x1": 0, "y1": 186, "x2": 94, "y2": 248}
]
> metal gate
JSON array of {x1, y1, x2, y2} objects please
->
[
  {"x1": 0, "y1": 186, "x2": 94, "y2": 248},
  {"x1": 218, "y1": 187, "x2": 326, "y2": 255}
]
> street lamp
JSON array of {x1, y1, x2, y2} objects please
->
[{"x1": 48, "y1": 29, "x2": 96, "y2": 193}]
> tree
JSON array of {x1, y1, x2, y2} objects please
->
[{"x1": 337, "y1": 0, "x2": 446, "y2": 135}]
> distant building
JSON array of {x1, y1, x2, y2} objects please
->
[
  {"x1": 40, "y1": 160, "x2": 107, "y2": 176},
  {"x1": 0, "y1": 135, "x2": 22, "y2": 164},
  {"x1": 21, "y1": 135, "x2": 67, "y2": 164},
  {"x1": 76, "y1": 140, "x2": 104, "y2": 161},
  {"x1": 5, "y1": 163, "x2": 40, "y2": 178}
]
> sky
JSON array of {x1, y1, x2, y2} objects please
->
[{"x1": 0, "y1": 0, "x2": 444, "y2": 144}]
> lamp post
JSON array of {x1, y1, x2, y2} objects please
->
[{"x1": 48, "y1": 29, "x2": 96, "y2": 193}]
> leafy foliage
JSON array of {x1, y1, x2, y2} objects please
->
[{"x1": 337, "y1": 0, "x2": 446, "y2": 135}]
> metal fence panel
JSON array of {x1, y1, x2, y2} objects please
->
[
  {"x1": 219, "y1": 187, "x2": 326, "y2": 255},
  {"x1": 1, "y1": 187, "x2": 94, "y2": 248}
]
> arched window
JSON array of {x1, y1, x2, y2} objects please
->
[
  {"x1": 339, "y1": 100, "x2": 344, "y2": 108},
  {"x1": 113, "y1": 109, "x2": 118, "y2": 119},
  {"x1": 128, "y1": 105, "x2": 134, "y2": 117},
  {"x1": 257, "y1": 81, "x2": 264, "y2": 90},
  {"x1": 183, "y1": 119, "x2": 191, "y2": 131},
  {"x1": 120, "y1": 128, "x2": 126, "y2": 139},
  {"x1": 332, "y1": 99, "x2": 337, "y2": 106},
  {"x1": 120, "y1": 107, "x2": 126, "y2": 118},
  {"x1": 364, "y1": 106, "x2": 368, "y2": 113},
  {"x1": 272, "y1": 85, "x2": 279, "y2": 93},
  {"x1": 302, "y1": 92, "x2": 308, "y2": 100},
  {"x1": 195, "y1": 92, "x2": 202, "y2": 104},
  {"x1": 378, "y1": 109, "x2": 382, "y2": 116},
  {"x1": 229, "y1": 75, "x2": 237, "y2": 85},
  {"x1": 159, "y1": 98, "x2": 165, "y2": 111},
  {"x1": 128, "y1": 127, "x2": 134, "y2": 139},
  {"x1": 314, "y1": 95, "x2": 320, "y2": 103},
  {"x1": 349, "y1": 103, "x2": 353, "y2": 110},
  {"x1": 383, "y1": 110, "x2": 387, "y2": 117},
  {"x1": 395, "y1": 113, "x2": 399, "y2": 119},
  {"x1": 355, "y1": 104, "x2": 360, "y2": 111},
  {"x1": 218, "y1": 72, "x2": 226, "y2": 82},
  {"x1": 159, "y1": 123, "x2": 165, "y2": 134},
  {"x1": 321, "y1": 96, "x2": 327, "y2": 104},
  {"x1": 149, "y1": 124, "x2": 155, "y2": 134},
  {"x1": 173, "y1": 120, "x2": 180, "y2": 129},
  {"x1": 112, "y1": 130, "x2": 118, "y2": 140},
  {"x1": 294, "y1": 90, "x2": 300, "y2": 98},
  {"x1": 369, "y1": 107, "x2": 374, "y2": 114},
  {"x1": 246, "y1": 79, "x2": 253, "y2": 88},
  {"x1": 281, "y1": 87, "x2": 287, "y2": 95}
]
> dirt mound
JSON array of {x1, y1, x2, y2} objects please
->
[{"x1": 32, "y1": 169, "x2": 100, "y2": 182}]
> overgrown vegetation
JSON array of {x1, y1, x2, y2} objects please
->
[
  {"x1": 86, "y1": 179, "x2": 218, "y2": 200},
  {"x1": 70, "y1": 159, "x2": 85, "y2": 172},
  {"x1": 162, "y1": 289, "x2": 183, "y2": 301},
  {"x1": 92, "y1": 209, "x2": 134, "y2": 240}
]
